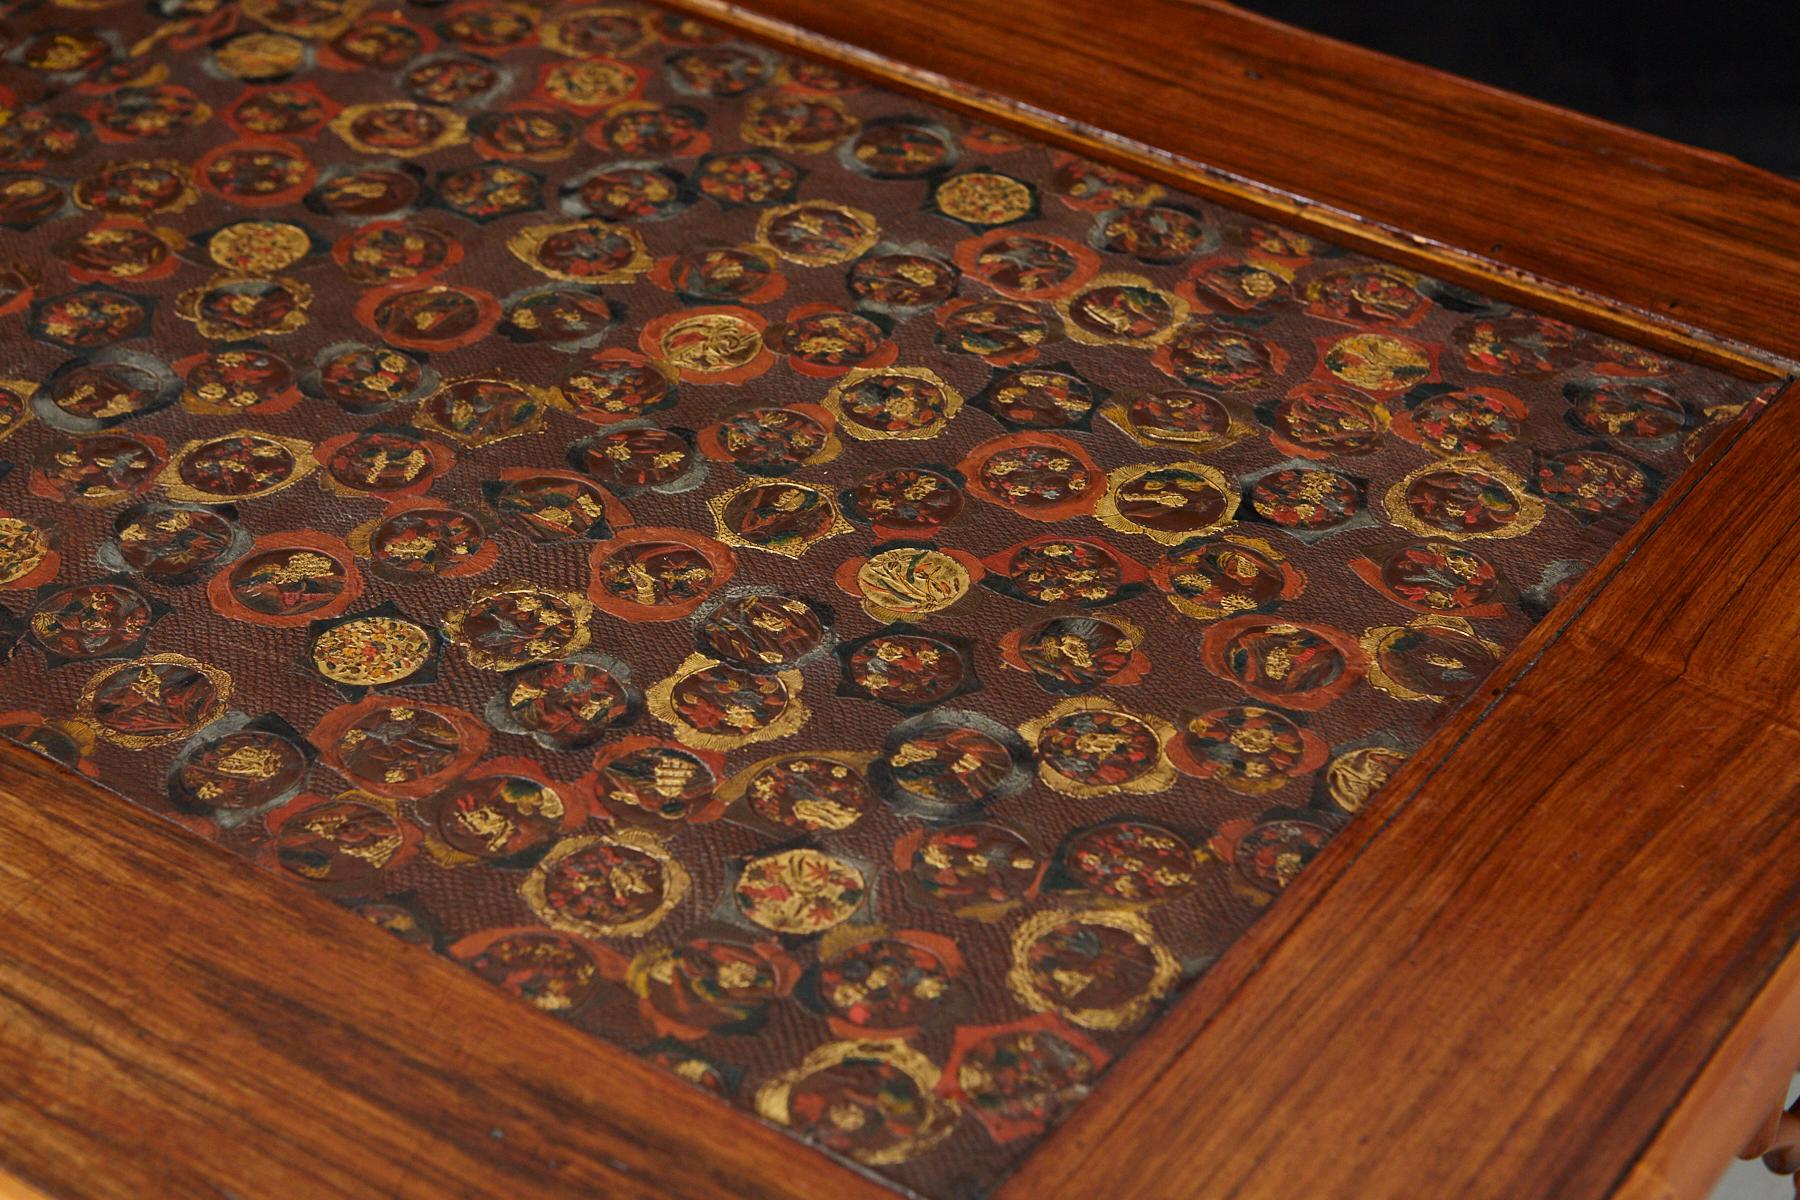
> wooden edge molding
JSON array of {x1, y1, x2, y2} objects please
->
[
  {"x1": 998, "y1": 384, "x2": 1800, "y2": 1199},
  {"x1": 658, "y1": 0, "x2": 1800, "y2": 379},
  {"x1": 0, "y1": 745, "x2": 896, "y2": 1200},
  {"x1": 1612, "y1": 944, "x2": 1800, "y2": 1200}
]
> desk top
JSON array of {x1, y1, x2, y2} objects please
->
[{"x1": 0, "y1": 3, "x2": 1796, "y2": 1199}]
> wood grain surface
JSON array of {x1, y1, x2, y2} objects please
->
[
  {"x1": 664, "y1": 0, "x2": 1800, "y2": 376},
  {"x1": 3, "y1": 3, "x2": 1799, "y2": 1199},
  {"x1": 0, "y1": 745, "x2": 892, "y2": 1200}
]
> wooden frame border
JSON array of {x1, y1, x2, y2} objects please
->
[{"x1": 4, "y1": 4, "x2": 1799, "y2": 1199}]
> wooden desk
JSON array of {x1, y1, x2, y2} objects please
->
[{"x1": 2, "y1": 3, "x2": 1797, "y2": 1198}]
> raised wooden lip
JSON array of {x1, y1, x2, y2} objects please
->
[
  {"x1": 658, "y1": 0, "x2": 1800, "y2": 382},
  {"x1": 3, "y1": 3, "x2": 1799, "y2": 1200}
]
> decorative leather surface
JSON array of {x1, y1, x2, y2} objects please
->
[{"x1": 0, "y1": 2, "x2": 1766, "y2": 1195}]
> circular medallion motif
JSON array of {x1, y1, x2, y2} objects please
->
[
  {"x1": 427, "y1": 774, "x2": 566, "y2": 864},
  {"x1": 1060, "y1": 818, "x2": 1198, "y2": 903},
  {"x1": 1093, "y1": 205, "x2": 1210, "y2": 262},
  {"x1": 647, "y1": 655, "x2": 806, "y2": 750},
  {"x1": 933, "y1": 172, "x2": 1034, "y2": 225},
  {"x1": 1154, "y1": 536, "x2": 1299, "y2": 622},
  {"x1": 588, "y1": 529, "x2": 732, "y2": 620},
  {"x1": 1097, "y1": 461, "x2": 1235, "y2": 544},
  {"x1": 455, "y1": 930, "x2": 604, "y2": 1014},
  {"x1": 848, "y1": 250, "x2": 958, "y2": 310},
  {"x1": 591, "y1": 738, "x2": 720, "y2": 823},
  {"x1": 817, "y1": 935, "x2": 956, "y2": 1034},
  {"x1": 755, "y1": 1042, "x2": 952, "y2": 1166},
  {"x1": 164, "y1": 431, "x2": 312, "y2": 501},
  {"x1": 1565, "y1": 381, "x2": 1687, "y2": 444},
  {"x1": 490, "y1": 471, "x2": 621, "y2": 541},
  {"x1": 78, "y1": 654, "x2": 230, "y2": 747},
  {"x1": 1534, "y1": 449, "x2": 1655, "y2": 523},
  {"x1": 900, "y1": 823, "x2": 1042, "y2": 913},
  {"x1": 28, "y1": 582, "x2": 156, "y2": 660},
  {"x1": 1170, "y1": 705, "x2": 1322, "y2": 794},
  {"x1": 269, "y1": 796, "x2": 409, "y2": 891},
  {"x1": 733, "y1": 753, "x2": 872, "y2": 833},
  {"x1": 842, "y1": 467, "x2": 964, "y2": 537},
  {"x1": 844, "y1": 118, "x2": 956, "y2": 178},
  {"x1": 34, "y1": 433, "x2": 164, "y2": 502},
  {"x1": 319, "y1": 700, "x2": 481, "y2": 798},
  {"x1": 574, "y1": 426, "x2": 699, "y2": 495},
  {"x1": 758, "y1": 201, "x2": 878, "y2": 265},
  {"x1": 181, "y1": 348, "x2": 297, "y2": 415},
  {"x1": 1027, "y1": 705, "x2": 1171, "y2": 798},
  {"x1": 170, "y1": 727, "x2": 309, "y2": 817},
  {"x1": 223, "y1": 544, "x2": 354, "y2": 621},
  {"x1": 1059, "y1": 274, "x2": 1186, "y2": 346},
  {"x1": 1232, "y1": 818, "x2": 1332, "y2": 893},
  {"x1": 307, "y1": 344, "x2": 431, "y2": 415},
  {"x1": 308, "y1": 164, "x2": 424, "y2": 220},
  {"x1": 1009, "y1": 910, "x2": 1178, "y2": 1029},
  {"x1": 735, "y1": 848, "x2": 865, "y2": 934},
  {"x1": 695, "y1": 593, "x2": 828, "y2": 670},
  {"x1": 1157, "y1": 324, "x2": 1283, "y2": 391},
  {"x1": 843, "y1": 631, "x2": 973, "y2": 710},
  {"x1": 877, "y1": 712, "x2": 1030, "y2": 816},
  {"x1": 105, "y1": 504, "x2": 238, "y2": 582},
  {"x1": 359, "y1": 282, "x2": 499, "y2": 351},
  {"x1": 978, "y1": 367, "x2": 1100, "y2": 431},
  {"x1": 1363, "y1": 619, "x2": 1502, "y2": 703},
  {"x1": 1248, "y1": 467, "x2": 1365, "y2": 535},
  {"x1": 1203, "y1": 617, "x2": 1363, "y2": 711},
  {"x1": 1321, "y1": 745, "x2": 1410, "y2": 814},
  {"x1": 1002, "y1": 614, "x2": 1145, "y2": 695},
  {"x1": 825, "y1": 367, "x2": 962, "y2": 441},
  {"x1": 311, "y1": 616, "x2": 433, "y2": 687},
  {"x1": 852, "y1": 547, "x2": 972, "y2": 621},
  {"x1": 74, "y1": 160, "x2": 195, "y2": 215},
  {"x1": 1393, "y1": 384, "x2": 1528, "y2": 455},
  {"x1": 364, "y1": 507, "x2": 487, "y2": 581},
  {"x1": 443, "y1": 584, "x2": 592, "y2": 671},
  {"x1": 710, "y1": 481, "x2": 847, "y2": 558},
  {"x1": 1384, "y1": 460, "x2": 1545, "y2": 541},
  {"x1": 524, "y1": 832, "x2": 689, "y2": 938},
  {"x1": 493, "y1": 656, "x2": 635, "y2": 749}
]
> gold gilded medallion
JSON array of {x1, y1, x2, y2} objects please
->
[
  {"x1": 312, "y1": 616, "x2": 433, "y2": 686},
  {"x1": 0, "y1": 517, "x2": 49, "y2": 586},
  {"x1": 159, "y1": 430, "x2": 316, "y2": 502},
  {"x1": 328, "y1": 102, "x2": 467, "y2": 157},
  {"x1": 1055, "y1": 272, "x2": 1189, "y2": 347},
  {"x1": 1007, "y1": 908, "x2": 1179, "y2": 1030},
  {"x1": 1323, "y1": 745, "x2": 1409, "y2": 813},
  {"x1": 934, "y1": 172, "x2": 1033, "y2": 225},
  {"x1": 735, "y1": 847, "x2": 864, "y2": 934},
  {"x1": 755, "y1": 200, "x2": 880, "y2": 266},
  {"x1": 822, "y1": 365, "x2": 964, "y2": 441},
  {"x1": 657, "y1": 311, "x2": 764, "y2": 375},
  {"x1": 505, "y1": 220, "x2": 650, "y2": 283},
  {"x1": 206, "y1": 221, "x2": 312, "y2": 273},
  {"x1": 1017, "y1": 697, "x2": 1176, "y2": 798},
  {"x1": 76, "y1": 653, "x2": 233, "y2": 748},
  {"x1": 441, "y1": 582, "x2": 594, "y2": 671},
  {"x1": 854, "y1": 547, "x2": 972, "y2": 622},
  {"x1": 1095, "y1": 460, "x2": 1237, "y2": 545},
  {"x1": 754, "y1": 1040, "x2": 953, "y2": 1166},
  {"x1": 645, "y1": 652, "x2": 809, "y2": 751}
]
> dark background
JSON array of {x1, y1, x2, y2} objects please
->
[{"x1": 1237, "y1": 0, "x2": 1800, "y2": 177}]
